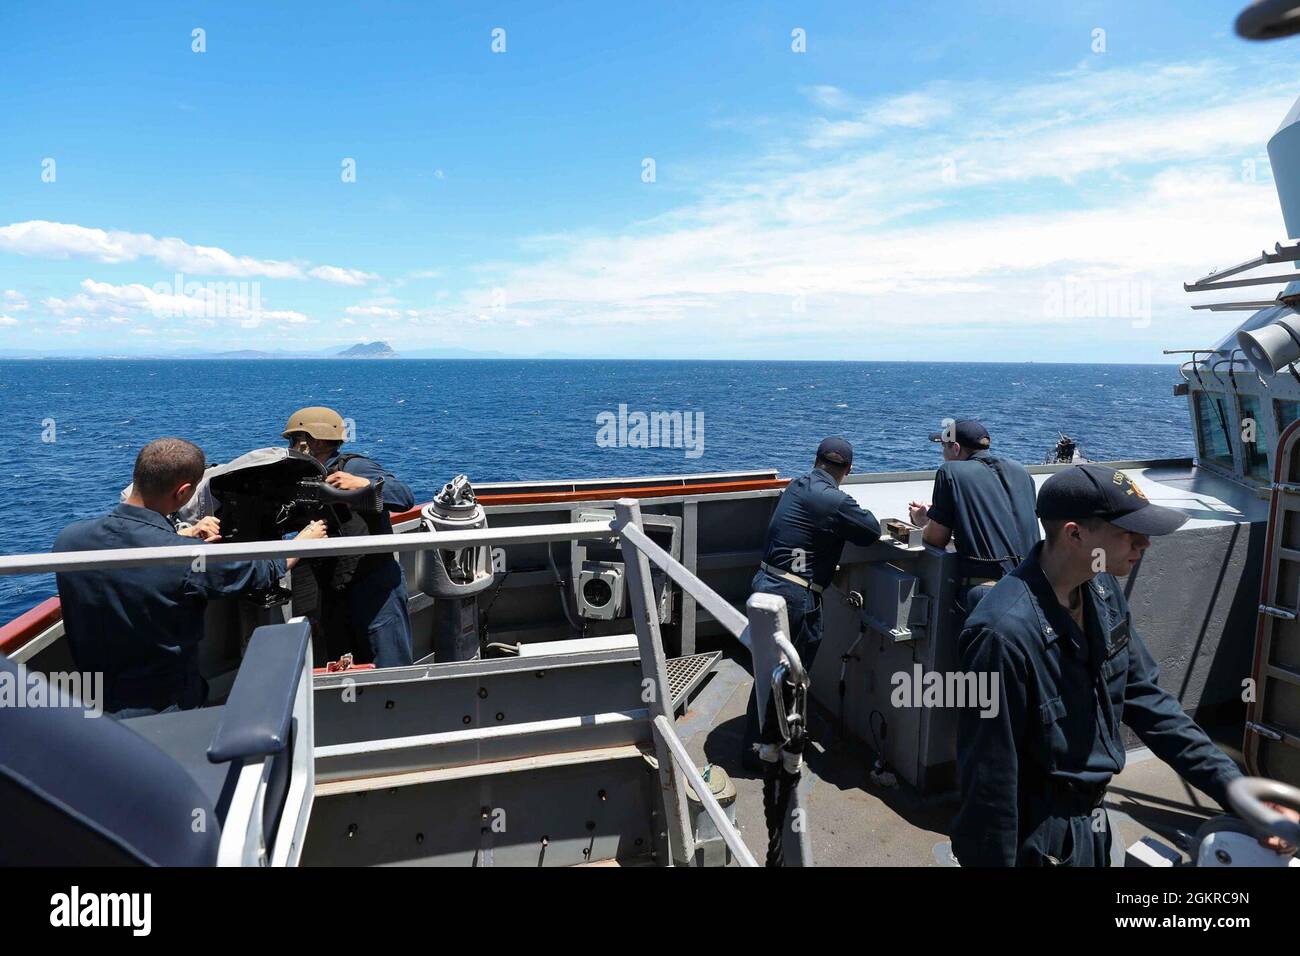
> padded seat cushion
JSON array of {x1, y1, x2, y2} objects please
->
[
  {"x1": 124, "y1": 707, "x2": 238, "y2": 820},
  {"x1": 0, "y1": 655, "x2": 222, "y2": 866}
]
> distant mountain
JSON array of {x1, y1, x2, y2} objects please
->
[
  {"x1": 181, "y1": 342, "x2": 399, "y2": 360},
  {"x1": 1, "y1": 341, "x2": 626, "y2": 361},
  {"x1": 208, "y1": 349, "x2": 300, "y2": 359},
  {"x1": 194, "y1": 348, "x2": 308, "y2": 359},
  {"x1": 335, "y1": 341, "x2": 398, "y2": 358}
]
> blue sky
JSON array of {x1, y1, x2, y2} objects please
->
[{"x1": 0, "y1": 0, "x2": 1296, "y2": 360}]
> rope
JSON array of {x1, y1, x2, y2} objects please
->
[
  {"x1": 761, "y1": 735, "x2": 806, "y2": 866},
  {"x1": 762, "y1": 762, "x2": 791, "y2": 868},
  {"x1": 759, "y1": 636, "x2": 810, "y2": 867}
]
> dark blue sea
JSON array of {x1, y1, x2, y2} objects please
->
[{"x1": 0, "y1": 359, "x2": 1191, "y2": 622}]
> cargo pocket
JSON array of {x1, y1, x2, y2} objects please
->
[
  {"x1": 1022, "y1": 815, "x2": 1070, "y2": 867},
  {"x1": 1058, "y1": 814, "x2": 1097, "y2": 866}
]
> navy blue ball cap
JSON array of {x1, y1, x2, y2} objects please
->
[
  {"x1": 816, "y1": 436, "x2": 853, "y2": 466},
  {"x1": 928, "y1": 418, "x2": 990, "y2": 449},
  {"x1": 1037, "y1": 464, "x2": 1187, "y2": 536}
]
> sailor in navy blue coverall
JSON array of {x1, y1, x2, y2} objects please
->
[
  {"x1": 55, "y1": 438, "x2": 325, "y2": 716},
  {"x1": 908, "y1": 418, "x2": 1039, "y2": 617},
  {"x1": 951, "y1": 464, "x2": 1298, "y2": 865},
  {"x1": 743, "y1": 437, "x2": 881, "y2": 767}
]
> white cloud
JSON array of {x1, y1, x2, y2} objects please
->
[
  {"x1": 0, "y1": 314, "x2": 18, "y2": 326},
  {"x1": 6, "y1": 56, "x2": 1293, "y2": 359},
  {"x1": 44, "y1": 278, "x2": 309, "y2": 328},
  {"x1": 344, "y1": 305, "x2": 400, "y2": 318},
  {"x1": 804, "y1": 85, "x2": 855, "y2": 112},
  {"x1": 868, "y1": 91, "x2": 952, "y2": 128},
  {"x1": 308, "y1": 265, "x2": 380, "y2": 286},
  {"x1": 441, "y1": 58, "x2": 1296, "y2": 354},
  {"x1": 0, "y1": 220, "x2": 373, "y2": 285},
  {"x1": 805, "y1": 89, "x2": 954, "y2": 147}
]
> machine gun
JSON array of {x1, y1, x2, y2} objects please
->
[
  {"x1": 1043, "y1": 433, "x2": 1088, "y2": 465},
  {"x1": 206, "y1": 449, "x2": 386, "y2": 612},
  {"x1": 208, "y1": 449, "x2": 383, "y2": 543},
  {"x1": 273, "y1": 475, "x2": 384, "y2": 533}
]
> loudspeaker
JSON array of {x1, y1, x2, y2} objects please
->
[{"x1": 1239, "y1": 313, "x2": 1300, "y2": 375}]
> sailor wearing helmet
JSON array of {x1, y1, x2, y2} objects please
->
[{"x1": 282, "y1": 406, "x2": 416, "y2": 668}]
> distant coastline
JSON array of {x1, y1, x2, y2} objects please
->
[{"x1": 0, "y1": 351, "x2": 1182, "y2": 366}]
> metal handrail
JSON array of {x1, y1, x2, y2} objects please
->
[
  {"x1": 617, "y1": 502, "x2": 806, "y2": 866},
  {"x1": 0, "y1": 496, "x2": 782, "y2": 868},
  {"x1": 1226, "y1": 777, "x2": 1300, "y2": 846},
  {"x1": 616, "y1": 511, "x2": 810, "y2": 861},
  {"x1": 653, "y1": 715, "x2": 758, "y2": 867},
  {"x1": 0, "y1": 521, "x2": 616, "y2": 577},
  {"x1": 616, "y1": 520, "x2": 750, "y2": 642},
  {"x1": 772, "y1": 632, "x2": 807, "y2": 687},
  {"x1": 617, "y1": 518, "x2": 808, "y2": 683}
]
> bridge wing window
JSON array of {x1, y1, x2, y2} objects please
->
[
  {"x1": 1276, "y1": 399, "x2": 1300, "y2": 433},
  {"x1": 1238, "y1": 394, "x2": 1270, "y2": 480},
  {"x1": 1194, "y1": 391, "x2": 1234, "y2": 471}
]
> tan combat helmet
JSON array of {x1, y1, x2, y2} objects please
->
[{"x1": 282, "y1": 406, "x2": 346, "y2": 442}]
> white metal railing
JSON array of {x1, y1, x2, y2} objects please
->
[
  {"x1": 0, "y1": 496, "x2": 809, "y2": 867},
  {"x1": 610, "y1": 498, "x2": 808, "y2": 867},
  {"x1": 653, "y1": 714, "x2": 757, "y2": 867},
  {"x1": 0, "y1": 521, "x2": 613, "y2": 576}
]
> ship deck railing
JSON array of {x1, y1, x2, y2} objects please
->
[{"x1": 0, "y1": 497, "x2": 803, "y2": 867}]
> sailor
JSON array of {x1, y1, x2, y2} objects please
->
[
  {"x1": 282, "y1": 406, "x2": 417, "y2": 667},
  {"x1": 742, "y1": 436, "x2": 882, "y2": 768},
  {"x1": 909, "y1": 418, "x2": 1039, "y2": 617},
  {"x1": 951, "y1": 464, "x2": 1300, "y2": 866},
  {"x1": 54, "y1": 438, "x2": 326, "y2": 717}
]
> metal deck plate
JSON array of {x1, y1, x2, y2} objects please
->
[{"x1": 667, "y1": 651, "x2": 721, "y2": 709}]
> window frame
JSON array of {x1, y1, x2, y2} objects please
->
[{"x1": 1192, "y1": 388, "x2": 1238, "y2": 478}]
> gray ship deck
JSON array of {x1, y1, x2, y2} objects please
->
[
  {"x1": 680, "y1": 652, "x2": 1246, "y2": 867},
  {"x1": 838, "y1": 460, "x2": 1269, "y2": 531}
]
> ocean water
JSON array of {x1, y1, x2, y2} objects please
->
[{"x1": 0, "y1": 359, "x2": 1192, "y2": 622}]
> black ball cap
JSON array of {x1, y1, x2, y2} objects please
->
[
  {"x1": 816, "y1": 436, "x2": 853, "y2": 466},
  {"x1": 1037, "y1": 464, "x2": 1188, "y2": 536},
  {"x1": 928, "y1": 418, "x2": 990, "y2": 449}
]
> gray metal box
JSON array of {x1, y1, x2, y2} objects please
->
[{"x1": 860, "y1": 562, "x2": 926, "y2": 643}]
